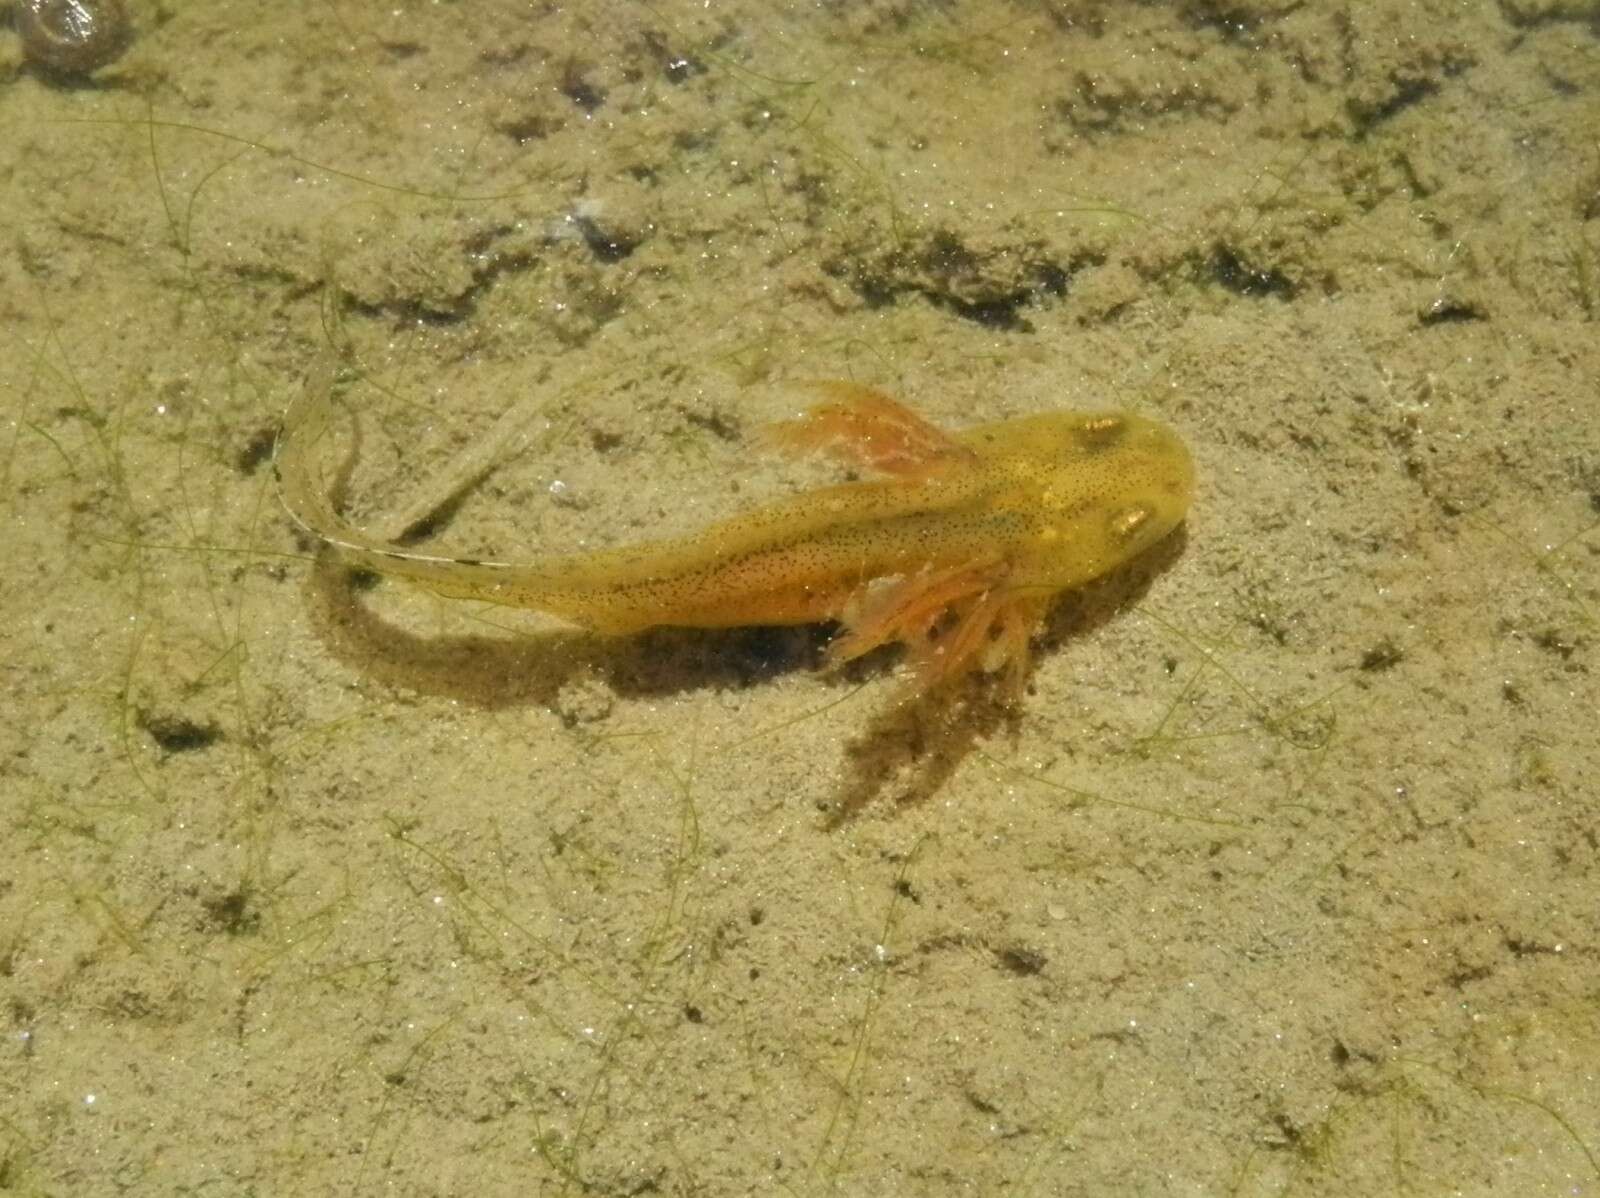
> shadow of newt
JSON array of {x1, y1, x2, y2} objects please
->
[
  {"x1": 277, "y1": 360, "x2": 1193, "y2": 820},
  {"x1": 295, "y1": 523, "x2": 1184, "y2": 824}
]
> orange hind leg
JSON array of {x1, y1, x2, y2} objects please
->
[{"x1": 759, "y1": 382, "x2": 976, "y2": 477}]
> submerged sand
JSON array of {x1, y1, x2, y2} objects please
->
[{"x1": 2, "y1": 2, "x2": 1597, "y2": 1194}]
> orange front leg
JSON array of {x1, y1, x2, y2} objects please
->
[
  {"x1": 906, "y1": 587, "x2": 1049, "y2": 697},
  {"x1": 829, "y1": 559, "x2": 1007, "y2": 668},
  {"x1": 829, "y1": 560, "x2": 1048, "y2": 698}
]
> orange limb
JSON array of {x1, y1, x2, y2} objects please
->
[
  {"x1": 915, "y1": 590, "x2": 1004, "y2": 689},
  {"x1": 759, "y1": 381, "x2": 977, "y2": 478},
  {"x1": 828, "y1": 560, "x2": 1048, "y2": 698},
  {"x1": 904, "y1": 589, "x2": 1044, "y2": 696},
  {"x1": 827, "y1": 559, "x2": 1005, "y2": 669},
  {"x1": 990, "y1": 591, "x2": 1050, "y2": 701}
]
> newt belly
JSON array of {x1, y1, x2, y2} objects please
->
[{"x1": 276, "y1": 376, "x2": 1194, "y2": 696}]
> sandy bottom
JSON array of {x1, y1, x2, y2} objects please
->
[{"x1": 3, "y1": 1, "x2": 1598, "y2": 1194}]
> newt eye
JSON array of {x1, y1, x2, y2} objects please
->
[
  {"x1": 1108, "y1": 503, "x2": 1153, "y2": 543},
  {"x1": 1077, "y1": 414, "x2": 1128, "y2": 451}
]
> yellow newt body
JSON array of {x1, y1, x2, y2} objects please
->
[{"x1": 276, "y1": 380, "x2": 1193, "y2": 695}]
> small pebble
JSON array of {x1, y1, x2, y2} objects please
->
[{"x1": 16, "y1": 0, "x2": 130, "y2": 75}]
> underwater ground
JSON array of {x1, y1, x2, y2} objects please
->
[{"x1": 3, "y1": 1, "x2": 1598, "y2": 1194}]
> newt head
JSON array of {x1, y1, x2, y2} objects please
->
[
  {"x1": 960, "y1": 409, "x2": 1195, "y2": 595},
  {"x1": 784, "y1": 392, "x2": 1193, "y2": 698}
]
